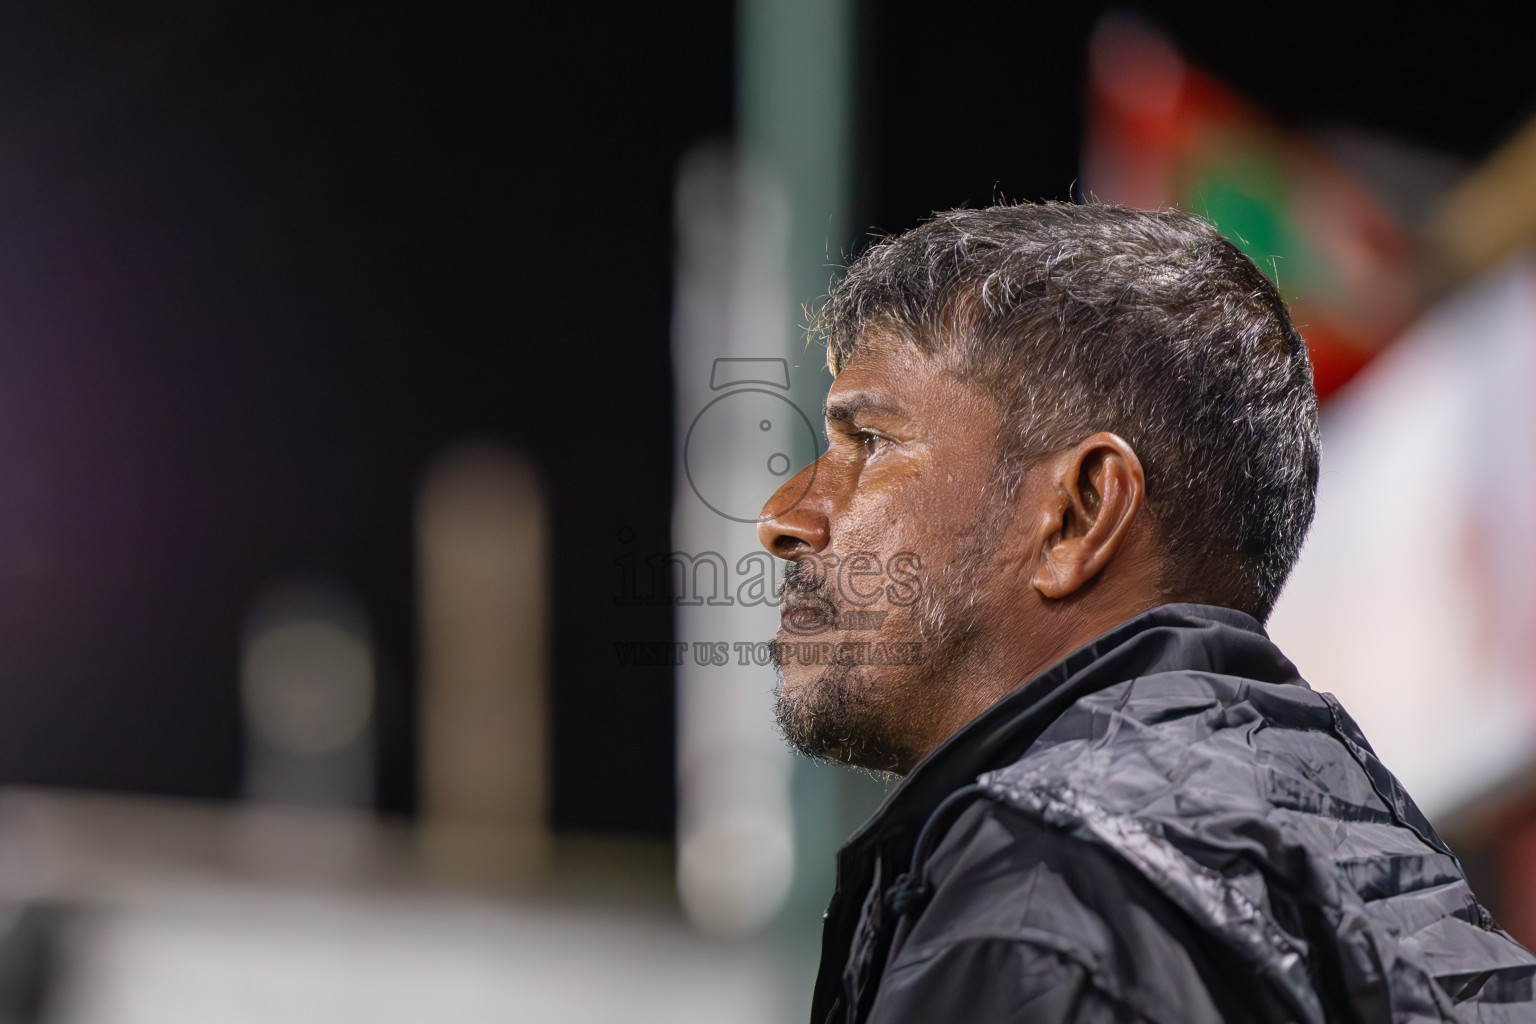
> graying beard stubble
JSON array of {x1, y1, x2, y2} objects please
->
[{"x1": 772, "y1": 494, "x2": 1007, "y2": 771}]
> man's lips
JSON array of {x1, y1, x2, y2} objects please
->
[{"x1": 780, "y1": 593, "x2": 837, "y2": 635}]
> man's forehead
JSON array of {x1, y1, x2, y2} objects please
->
[
  {"x1": 837, "y1": 330, "x2": 929, "y2": 373},
  {"x1": 823, "y1": 337, "x2": 972, "y2": 421},
  {"x1": 824, "y1": 357, "x2": 914, "y2": 421},
  {"x1": 827, "y1": 337, "x2": 922, "y2": 396}
]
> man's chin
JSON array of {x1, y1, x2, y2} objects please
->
[{"x1": 770, "y1": 644, "x2": 914, "y2": 773}]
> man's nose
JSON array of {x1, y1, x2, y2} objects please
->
[{"x1": 757, "y1": 458, "x2": 829, "y2": 559}]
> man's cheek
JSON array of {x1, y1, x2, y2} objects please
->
[
  {"x1": 884, "y1": 551, "x2": 924, "y2": 607},
  {"x1": 836, "y1": 552, "x2": 887, "y2": 607}
]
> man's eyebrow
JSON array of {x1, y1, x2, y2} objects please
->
[{"x1": 823, "y1": 392, "x2": 903, "y2": 423}]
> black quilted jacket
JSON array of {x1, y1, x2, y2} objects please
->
[{"x1": 812, "y1": 604, "x2": 1536, "y2": 1023}]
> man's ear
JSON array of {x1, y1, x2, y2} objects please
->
[{"x1": 1030, "y1": 432, "x2": 1146, "y2": 600}]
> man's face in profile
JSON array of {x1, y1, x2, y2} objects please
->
[{"x1": 757, "y1": 335, "x2": 1009, "y2": 772}]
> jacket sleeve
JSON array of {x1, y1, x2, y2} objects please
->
[{"x1": 862, "y1": 802, "x2": 1233, "y2": 1024}]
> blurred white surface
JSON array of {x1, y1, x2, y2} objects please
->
[
  {"x1": 0, "y1": 789, "x2": 787, "y2": 1024},
  {"x1": 53, "y1": 892, "x2": 782, "y2": 1024},
  {"x1": 1268, "y1": 255, "x2": 1536, "y2": 822}
]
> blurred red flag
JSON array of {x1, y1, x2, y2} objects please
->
[{"x1": 1082, "y1": 16, "x2": 1419, "y2": 399}]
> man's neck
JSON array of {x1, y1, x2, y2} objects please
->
[{"x1": 903, "y1": 591, "x2": 1167, "y2": 772}]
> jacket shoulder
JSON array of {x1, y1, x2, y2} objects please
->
[
  {"x1": 976, "y1": 670, "x2": 1536, "y2": 1022},
  {"x1": 995, "y1": 671, "x2": 1390, "y2": 826}
]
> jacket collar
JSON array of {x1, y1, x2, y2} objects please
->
[{"x1": 810, "y1": 602, "x2": 1297, "y2": 1022}]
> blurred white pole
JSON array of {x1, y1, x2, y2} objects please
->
[
  {"x1": 739, "y1": 0, "x2": 870, "y2": 968},
  {"x1": 672, "y1": 148, "x2": 800, "y2": 936},
  {"x1": 417, "y1": 442, "x2": 550, "y2": 877},
  {"x1": 672, "y1": 0, "x2": 856, "y2": 942}
]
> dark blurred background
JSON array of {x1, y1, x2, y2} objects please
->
[
  {"x1": 862, "y1": 3, "x2": 1536, "y2": 227},
  {"x1": 1, "y1": 1, "x2": 1534, "y2": 837},
  {"x1": 0, "y1": 3, "x2": 732, "y2": 831}
]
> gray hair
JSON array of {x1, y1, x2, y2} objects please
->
[{"x1": 814, "y1": 202, "x2": 1320, "y2": 621}]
